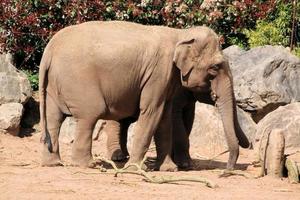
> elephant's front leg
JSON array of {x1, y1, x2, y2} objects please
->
[
  {"x1": 127, "y1": 103, "x2": 177, "y2": 171},
  {"x1": 154, "y1": 102, "x2": 178, "y2": 171}
]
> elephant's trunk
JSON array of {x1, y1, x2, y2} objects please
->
[{"x1": 212, "y1": 64, "x2": 250, "y2": 170}]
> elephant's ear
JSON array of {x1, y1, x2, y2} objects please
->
[{"x1": 173, "y1": 38, "x2": 196, "y2": 76}]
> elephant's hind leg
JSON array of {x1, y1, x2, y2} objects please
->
[
  {"x1": 72, "y1": 118, "x2": 98, "y2": 167},
  {"x1": 41, "y1": 94, "x2": 64, "y2": 166},
  {"x1": 154, "y1": 103, "x2": 178, "y2": 171},
  {"x1": 172, "y1": 102, "x2": 195, "y2": 170}
]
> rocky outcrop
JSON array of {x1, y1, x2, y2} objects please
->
[
  {"x1": 224, "y1": 45, "x2": 300, "y2": 122},
  {"x1": 0, "y1": 103, "x2": 24, "y2": 136},
  {"x1": 254, "y1": 103, "x2": 300, "y2": 180},
  {"x1": 255, "y1": 103, "x2": 300, "y2": 156},
  {"x1": 0, "y1": 53, "x2": 32, "y2": 136},
  {"x1": 0, "y1": 54, "x2": 32, "y2": 105}
]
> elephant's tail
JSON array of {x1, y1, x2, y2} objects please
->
[{"x1": 39, "y1": 45, "x2": 52, "y2": 144}]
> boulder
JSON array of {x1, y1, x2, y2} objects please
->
[
  {"x1": 59, "y1": 117, "x2": 105, "y2": 143},
  {"x1": 189, "y1": 102, "x2": 256, "y2": 157},
  {"x1": 224, "y1": 45, "x2": 300, "y2": 122},
  {"x1": 223, "y1": 45, "x2": 245, "y2": 58},
  {"x1": 254, "y1": 103, "x2": 300, "y2": 180},
  {"x1": 0, "y1": 54, "x2": 32, "y2": 105},
  {"x1": 255, "y1": 102, "x2": 300, "y2": 156},
  {"x1": 0, "y1": 103, "x2": 24, "y2": 136}
]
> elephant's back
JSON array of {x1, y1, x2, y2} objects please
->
[
  {"x1": 48, "y1": 21, "x2": 178, "y2": 55},
  {"x1": 46, "y1": 21, "x2": 178, "y2": 82},
  {"x1": 49, "y1": 21, "x2": 151, "y2": 46}
]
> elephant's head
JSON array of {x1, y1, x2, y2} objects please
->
[
  {"x1": 173, "y1": 26, "x2": 224, "y2": 93},
  {"x1": 174, "y1": 27, "x2": 250, "y2": 169}
]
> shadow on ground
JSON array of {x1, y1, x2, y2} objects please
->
[{"x1": 96, "y1": 156, "x2": 250, "y2": 172}]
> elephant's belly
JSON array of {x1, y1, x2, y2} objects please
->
[
  {"x1": 104, "y1": 107, "x2": 137, "y2": 120},
  {"x1": 103, "y1": 95, "x2": 140, "y2": 120}
]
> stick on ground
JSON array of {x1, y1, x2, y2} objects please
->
[{"x1": 95, "y1": 156, "x2": 218, "y2": 188}]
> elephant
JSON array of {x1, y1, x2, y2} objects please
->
[
  {"x1": 105, "y1": 76, "x2": 250, "y2": 170},
  {"x1": 39, "y1": 20, "x2": 241, "y2": 171}
]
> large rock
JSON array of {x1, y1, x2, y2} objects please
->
[
  {"x1": 0, "y1": 103, "x2": 24, "y2": 136},
  {"x1": 0, "y1": 54, "x2": 32, "y2": 105},
  {"x1": 224, "y1": 45, "x2": 300, "y2": 122},
  {"x1": 255, "y1": 103, "x2": 300, "y2": 156},
  {"x1": 189, "y1": 103, "x2": 256, "y2": 157},
  {"x1": 0, "y1": 53, "x2": 32, "y2": 136}
]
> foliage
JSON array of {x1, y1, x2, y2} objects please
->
[
  {"x1": 244, "y1": 1, "x2": 293, "y2": 48},
  {"x1": 200, "y1": 0, "x2": 276, "y2": 48},
  {"x1": 0, "y1": 0, "x2": 282, "y2": 85},
  {"x1": 23, "y1": 69, "x2": 39, "y2": 91},
  {"x1": 245, "y1": 20, "x2": 289, "y2": 47},
  {"x1": 292, "y1": 47, "x2": 300, "y2": 57}
]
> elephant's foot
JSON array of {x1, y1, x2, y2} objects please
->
[
  {"x1": 109, "y1": 149, "x2": 129, "y2": 162},
  {"x1": 41, "y1": 152, "x2": 63, "y2": 167},
  {"x1": 72, "y1": 153, "x2": 94, "y2": 168},
  {"x1": 176, "y1": 159, "x2": 192, "y2": 170},
  {"x1": 156, "y1": 156, "x2": 178, "y2": 172},
  {"x1": 157, "y1": 160, "x2": 178, "y2": 172},
  {"x1": 173, "y1": 152, "x2": 192, "y2": 170},
  {"x1": 124, "y1": 161, "x2": 148, "y2": 171}
]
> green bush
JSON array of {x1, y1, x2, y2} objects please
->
[
  {"x1": 23, "y1": 69, "x2": 39, "y2": 91},
  {"x1": 245, "y1": 20, "x2": 290, "y2": 47},
  {"x1": 292, "y1": 47, "x2": 300, "y2": 57},
  {"x1": 245, "y1": 1, "x2": 293, "y2": 48}
]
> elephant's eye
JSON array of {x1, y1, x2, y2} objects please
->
[
  {"x1": 211, "y1": 65, "x2": 219, "y2": 71},
  {"x1": 208, "y1": 64, "x2": 219, "y2": 77}
]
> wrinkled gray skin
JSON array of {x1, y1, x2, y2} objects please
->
[
  {"x1": 39, "y1": 21, "x2": 240, "y2": 171},
  {"x1": 107, "y1": 84, "x2": 250, "y2": 170}
]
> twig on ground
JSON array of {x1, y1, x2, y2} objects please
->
[
  {"x1": 210, "y1": 169, "x2": 257, "y2": 179},
  {"x1": 274, "y1": 188, "x2": 293, "y2": 193},
  {"x1": 10, "y1": 162, "x2": 31, "y2": 167},
  {"x1": 195, "y1": 150, "x2": 229, "y2": 162},
  {"x1": 94, "y1": 156, "x2": 218, "y2": 188},
  {"x1": 209, "y1": 150, "x2": 229, "y2": 161}
]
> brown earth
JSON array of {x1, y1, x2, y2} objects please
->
[{"x1": 1, "y1": 131, "x2": 300, "y2": 200}]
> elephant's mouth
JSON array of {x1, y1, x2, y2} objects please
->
[{"x1": 189, "y1": 85, "x2": 210, "y2": 93}]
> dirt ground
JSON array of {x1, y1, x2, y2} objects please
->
[{"x1": 1, "y1": 131, "x2": 300, "y2": 200}]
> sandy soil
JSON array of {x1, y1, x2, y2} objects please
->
[{"x1": 0, "y1": 131, "x2": 300, "y2": 200}]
